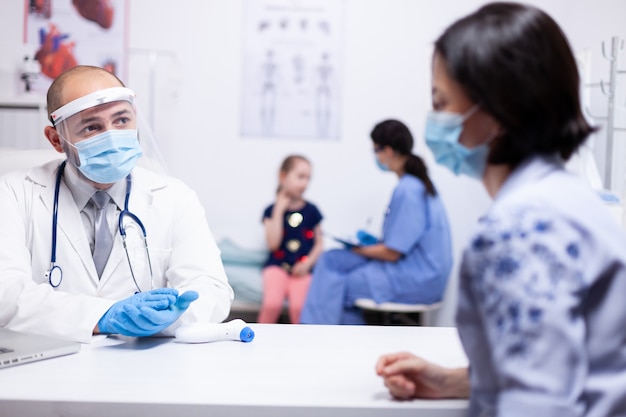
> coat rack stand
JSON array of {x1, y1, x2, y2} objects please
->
[{"x1": 587, "y1": 36, "x2": 626, "y2": 190}]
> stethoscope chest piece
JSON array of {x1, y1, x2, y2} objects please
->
[{"x1": 46, "y1": 264, "x2": 63, "y2": 288}]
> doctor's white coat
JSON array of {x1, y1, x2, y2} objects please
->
[{"x1": 0, "y1": 160, "x2": 233, "y2": 343}]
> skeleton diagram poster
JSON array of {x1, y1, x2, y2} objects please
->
[
  {"x1": 23, "y1": 0, "x2": 127, "y2": 93},
  {"x1": 241, "y1": 0, "x2": 344, "y2": 140}
]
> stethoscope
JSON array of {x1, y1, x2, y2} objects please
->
[{"x1": 45, "y1": 160, "x2": 154, "y2": 293}]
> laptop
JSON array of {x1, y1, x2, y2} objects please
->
[{"x1": 0, "y1": 328, "x2": 80, "y2": 369}]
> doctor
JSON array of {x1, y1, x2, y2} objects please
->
[{"x1": 0, "y1": 65, "x2": 233, "y2": 343}]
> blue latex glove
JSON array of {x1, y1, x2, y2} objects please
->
[
  {"x1": 97, "y1": 289, "x2": 199, "y2": 337},
  {"x1": 356, "y1": 229, "x2": 378, "y2": 246}
]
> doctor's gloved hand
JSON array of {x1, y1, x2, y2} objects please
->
[
  {"x1": 356, "y1": 229, "x2": 378, "y2": 246},
  {"x1": 97, "y1": 289, "x2": 199, "y2": 337}
]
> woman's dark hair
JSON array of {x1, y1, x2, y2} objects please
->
[
  {"x1": 434, "y1": 2, "x2": 596, "y2": 167},
  {"x1": 371, "y1": 119, "x2": 436, "y2": 196}
]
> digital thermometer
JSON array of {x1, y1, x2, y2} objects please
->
[{"x1": 175, "y1": 319, "x2": 255, "y2": 344}]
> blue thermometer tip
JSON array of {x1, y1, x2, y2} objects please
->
[{"x1": 239, "y1": 327, "x2": 255, "y2": 343}]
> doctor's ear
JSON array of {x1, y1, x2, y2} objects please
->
[{"x1": 44, "y1": 126, "x2": 65, "y2": 153}]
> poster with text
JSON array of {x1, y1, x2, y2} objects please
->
[
  {"x1": 23, "y1": 0, "x2": 127, "y2": 94},
  {"x1": 241, "y1": 0, "x2": 344, "y2": 140}
]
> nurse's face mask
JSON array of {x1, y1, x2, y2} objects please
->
[
  {"x1": 373, "y1": 145, "x2": 390, "y2": 172},
  {"x1": 51, "y1": 87, "x2": 143, "y2": 184}
]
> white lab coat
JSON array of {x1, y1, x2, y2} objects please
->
[{"x1": 0, "y1": 160, "x2": 233, "y2": 343}]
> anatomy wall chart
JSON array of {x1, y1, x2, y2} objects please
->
[
  {"x1": 241, "y1": 0, "x2": 344, "y2": 140},
  {"x1": 24, "y1": 0, "x2": 127, "y2": 93}
]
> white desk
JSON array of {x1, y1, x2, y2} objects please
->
[{"x1": 0, "y1": 324, "x2": 468, "y2": 417}]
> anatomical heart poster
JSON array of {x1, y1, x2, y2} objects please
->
[
  {"x1": 240, "y1": 0, "x2": 345, "y2": 140},
  {"x1": 23, "y1": 0, "x2": 127, "y2": 93}
]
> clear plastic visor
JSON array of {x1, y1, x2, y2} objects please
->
[
  {"x1": 51, "y1": 86, "x2": 135, "y2": 125},
  {"x1": 56, "y1": 99, "x2": 137, "y2": 145},
  {"x1": 53, "y1": 88, "x2": 168, "y2": 176}
]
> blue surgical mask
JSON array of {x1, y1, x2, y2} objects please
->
[
  {"x1": 424, "y1": 106, "x2": 489, "y2": 179},
  {"x1": 375, "y1": 157, "x2": 390, "y2": 172},
  {"x1": 65, "y1": 129, "x2": 142, "y2": 184}
]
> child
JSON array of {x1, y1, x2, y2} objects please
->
[{"x1": 257, "y1": 155, "x2": 323, "y2": 324}]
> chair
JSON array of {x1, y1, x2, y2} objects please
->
[{"x1": 354, "y1": 298, "x2": 443, "y2": 326}]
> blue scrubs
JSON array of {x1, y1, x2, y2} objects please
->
[{"x1": 301, "y1": 174, "x2": 453, "y2": 324}]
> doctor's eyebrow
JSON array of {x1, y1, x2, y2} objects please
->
[
  {"x1": 75, "y1": 109, "x2": 133, "y2": 126},
  {"x1": 110, "y1": 109, "x2": 132, "y2": 118},
  {"x1": 109, "y1": 109, "x2": 134, "y2": 123},
  {"x1": 75, "y1": 115, "x2": 105, "y2": 128}
]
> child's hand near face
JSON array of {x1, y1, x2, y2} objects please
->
[{"x1": 274, "y1": 188, "x2": 290, "y2": 212}]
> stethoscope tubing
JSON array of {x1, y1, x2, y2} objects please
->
[
  {"x1": 46, "y1": 161, "x2": 152, "y2": 292},
  {"x1": 46, "y1": 160, "x2": 66, "y2": 287}
]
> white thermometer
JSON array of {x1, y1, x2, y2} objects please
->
[{"x1": 175, "y1": 319, "x2": 255, "y2": 344}]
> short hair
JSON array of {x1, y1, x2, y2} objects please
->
[
  {"x1": 434, "y1": 2, "x2": 596, "y2": 167},
  {"x1": 46, "y1": 65, "x2": 125, "y2": 118}
]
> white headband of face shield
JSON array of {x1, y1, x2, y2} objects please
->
[{"x1": 50, "y1": 87, "x2": 136, "y2": 126}]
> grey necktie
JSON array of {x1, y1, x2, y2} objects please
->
[{"x1": 91, "y1": 191, "x2": 113, "y2": 278}]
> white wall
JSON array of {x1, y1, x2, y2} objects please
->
[{"x1": 2, "y1": 0, "x2": 626, "y2": 326}]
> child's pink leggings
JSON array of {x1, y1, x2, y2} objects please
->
[{"x1": 257, "y1": 265, "x2": 312, "y2": 324}]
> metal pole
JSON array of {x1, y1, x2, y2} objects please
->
[{"x1": 604, "y1": 37, "x2": 620, "y2": 189}]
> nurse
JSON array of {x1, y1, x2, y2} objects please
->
[
  {"x1": 301, "y1": 119, "x2": 453, "y2": 324},
  {"x1": 376, "y1": 3, "x2": 626, "y2": 416},
  {"x1": 0, "y1": 65, "x2": 233, "y2": 343}
]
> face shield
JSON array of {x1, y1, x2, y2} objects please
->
[{"x1": 51, "y1": 86, "x2": 168, "y2": 183}]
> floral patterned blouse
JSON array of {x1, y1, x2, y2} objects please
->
[{"x1": 457, "y1": 155, "x2": 626, "y2": 417}]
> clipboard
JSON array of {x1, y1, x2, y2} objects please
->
[{"x1": 330, "y1": 236, "x2": 361, "y2": 249}]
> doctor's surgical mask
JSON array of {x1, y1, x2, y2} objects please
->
[
  {"x1": 425, "y1": 105, "x2": 489, "y2": 179},
  {"x1": 61, "y1": 129, "x2": 143, "y2": 184},
  {"x1": 51, "y1": 87, "x2": 143, "y2": 183}
]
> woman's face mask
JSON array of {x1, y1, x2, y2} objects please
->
[
  {"x1": 424, "y1": 105, "x2": 490, "y2": 179},
  {"x1": 373, "y1": 145, "x2": 391, "y2": 172},
  {"x1": 375, "y1": 157, "x2": 390, "y2": 172}
]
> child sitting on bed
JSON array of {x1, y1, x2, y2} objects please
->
[{"x1": 257, "y1": 155, "x2": 324, "y2": 324}]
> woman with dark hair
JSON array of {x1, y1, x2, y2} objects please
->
[
  {"x1": 300, "y1": 119, "x2": 453, "y2": 324},
  {"x1": 376, "y1": 3, "x2": 626, "y2": 415}
]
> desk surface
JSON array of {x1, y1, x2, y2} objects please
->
[{"x1": 0, "y1": 324, "x2": 468, "y2": 417}]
